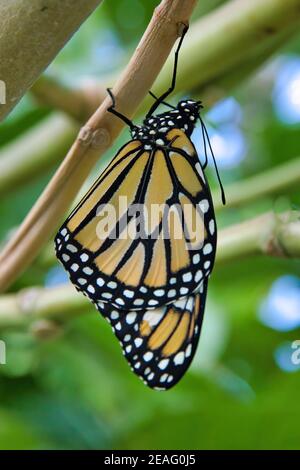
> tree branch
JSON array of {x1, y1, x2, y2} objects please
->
[
  {"x1": 193, "y1": 22, "x2": 299, "y2": 107},
  {"x1": 0, "y1": 0, "x2": 103, "y2": 121},
  {"x1": 217, "y1": 210, "x2": 300, "y2": 264},
  {"x1": 0, "y1": 0, "x2": 197, "y2": 292},
  {"x1": 0, "y1": 114, "x2": 78, "y2": 196},
  {"x1": 0, "y1": 210, "x2": 299, "y2": 330},
  {"x1": 213, "y1": 155, "x2": 300, "y2": 212},
  {"x1": 31, "y1": 76, "x2": 107, "y2": 123},
  {"x1": 0, "y1": 284, "x2": 90, "y2": 330}
]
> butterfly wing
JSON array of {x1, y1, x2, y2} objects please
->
[
  {"x1": 96, "y1": 279, "x2": 208, "y2": 390},
  {"x1": 56, "y1": 131, "x2": 216, "y2": 311}
]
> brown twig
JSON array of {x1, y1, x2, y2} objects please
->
[
  {"x1": 0, "y1": 113, "x2": 79, "y2": 196},
  {"x1": 217, "y1": 210, "x2": 300, "y2": 264},
  {"x1": 0, "y1": 0, "x2": 197, "y2": 292},
  {"x1": 31, "y1": 76, "x2": 107, "y2": 123}
]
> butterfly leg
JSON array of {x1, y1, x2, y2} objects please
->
[
  {"x1": 146, "y1": 24, "x2": 189, "y2": 118},
  {"x1": 107, "y1": 88, "x2": 136, "y2": 130},
  {"x1": 148, "y1": 91, "x2": 175, "y2": 110}
]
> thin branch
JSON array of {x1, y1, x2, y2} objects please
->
[
  {"x1": 213, "y1": 155, "x2": 300, "y2": 212},
  {"x1": 193, "y1": 22, "x2": 299, "y2": 107},
  {"x1": 0, "y1": 0, "x2": 103, "y2": 121},
  {"x1": 0, "y1": 284, "x2": 90, "y2": 330},
  {"x1": 217, "y1": 210, "x2": 300, "y2": 264},
  {"x1": 1, "y1": 210, "x2": 299, "y2": 330},
  {"x1": 31, "y1": 76, "x2": 106, "y2": 123},
  {"x1": 0, "y1": 113, "x2": 78, "y2": 196},
  {"x1": 0, "y1": 0, "x2": 197, "y2": 292}
]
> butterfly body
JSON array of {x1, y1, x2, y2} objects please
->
[{"x1": 132, "y1": 99, "x2": 201, "y2": 147}]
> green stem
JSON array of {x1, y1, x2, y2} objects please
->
[
  {"x1": 213, "y1": 156, "x2": 300, "y2": 212},
  {"x1": 0, "y1": 114, "x2": 78, "y2": 196}
]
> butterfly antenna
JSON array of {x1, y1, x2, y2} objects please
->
[
  {"x1": 200, "y1": 116, "x2": 226, "y2": 205},
  {"x1": 200, "y1": 120, "x2": 208, "y2": 169}
]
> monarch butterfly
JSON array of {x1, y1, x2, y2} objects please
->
[{"x1": 55, "y1": 25, "x2": 225, "y2": 390}]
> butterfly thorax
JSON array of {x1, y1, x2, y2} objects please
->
[{"x1": 131, "y1": 99, "x2": 201, "y2": 149}]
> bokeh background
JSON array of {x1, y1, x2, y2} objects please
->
[{"x1": 0, "y1": 0, "x2": 300, "y2": 450}]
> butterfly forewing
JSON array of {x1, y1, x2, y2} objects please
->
[{"x1": 55, "y1": 130, "x2": 216, "y2": 311}]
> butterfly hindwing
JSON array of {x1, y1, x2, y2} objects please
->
[
  {"x1": 55, "y1": 130, "x2": 216, "y2": 311},
  {"x1": 96, "y1": 279, "x2": 208, "y2": 390}
]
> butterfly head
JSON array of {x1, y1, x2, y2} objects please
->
[
  {"x1": 168, "y1": 99, "x2": 202, "y2": 136},
  {"x1": 177, "y1": 99, "x2": 203, "y2": 119}
]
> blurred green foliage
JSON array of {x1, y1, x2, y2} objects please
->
[{"x1": 0, "y1": 0, "x2": 300, "y2": 450}]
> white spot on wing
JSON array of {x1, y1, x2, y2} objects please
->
[
  {"x1": 158, "y1": 359, "x2": 169, "y2": 370},
  {"x1": 174, "y1": 351, "x2": 185, "y2": 365},
  {"x1": 87, "y1": 285, "x2": 95, "y2": 294},
  {"x1": 203, "y1": 243, "x2": 213, "y2": 255},
  {"x1": 143, "y1": 352, "x2": 154, "y2": 362},
  {"x1": 108, "y1": 281, "x2": 117, "y2": 289},
  {"x1": 124, "y1": 289, "x2": 134, "y2": 298},
  {"x1": 182, "y1": 272, "x2": 192, "y2": 283},
  {"x1": 66, "y1": 244, "x2": 77, "y2": 253},
  {"x1": 167, "y1": 289, "x2": 176, "y2": 298},
  {"x1": 83, "y1": 267, "x2": 93, "y2": 275},
  {"x1": 134, "y1": 338, "x2": 143, "y2": 348},
  {"x1": 195, "y1": 270, "x2": 203, "y2": 283},
  {"x1": 209, "y1": 219, "x2": 215, "y2": 235},
  {"x1": 126, "y1": 312, "x2": 137, "y2": 324},
  {"x1": 154, "y1": 289, "x2": 165, "y2": 297},
  {"x1": 180, "y1": 287, "x2": 189, "y2": 296},
  {"x1": 192, "y1": 254, "x2": 200, "y2": 264}
]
